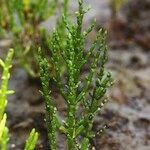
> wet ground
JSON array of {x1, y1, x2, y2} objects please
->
[{"x1": 0, "y1": 0, "x2": 150, "y2": 149}]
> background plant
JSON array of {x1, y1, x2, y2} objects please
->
[
  {"x1": 39, "y1": 0, "x2": 113, "y2": 149},
  {"x1": 0, "y1": 49, "x2": 38, "y2": 150},
  {"x1": 110, "y1": 0, "x2": 127, "y2": 19},
  {"x1": 0, "y1": 0, "x2": 69, "y2": 77}
]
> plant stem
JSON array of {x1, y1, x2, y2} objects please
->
[
  {"x1": 0, "y1": 49, "x2": 14, "y2": 120},
  {"x1": 64, "y1": 0, "x2": 69, "y2": 16},
  {"x1": 66, "y1": 63, "x2": 77, "y2": 149},
  {"x1": 67, "y1": 105, "x2": 76, "y2": 149}
]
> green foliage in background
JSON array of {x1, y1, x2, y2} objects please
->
[
  {"x1": 39, "y1": 0, "x2": 113, "y2": 149},
  {"x1": 110, "y1": 0, "x2": 127, "y2": 18},
  {"x1": 0, "y1": 0, "x2": 63, "y2": 77},
  {"x1": 0, "y1": 0, "x2": 56, "y2": 32},
  {"x1": 0, "y1": 49, "x2": 38, "y2": 150}
]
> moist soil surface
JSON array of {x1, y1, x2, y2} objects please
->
[{"x1": 0, "y1": 0, "x2": 150, "y2": 149}]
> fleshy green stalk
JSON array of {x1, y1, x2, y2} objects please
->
[
  {"x1": 38, "y1": 49, "x2": 60, "y2": 150},
  {"x1": 24, "y1": 128, "x2": 39, "y2": 150},
  {"x1": 0, "y1": 49, "x2": 14, "y2": 120},
  {"x1": 0, "y1": 114, "x2": 9, "y2": 150},
  {"x1": 0, "y1": 49, "x2": 14, "y2": 150}
]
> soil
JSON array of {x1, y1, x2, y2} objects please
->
[{"x1": 0, "y1": 0, "x2": 150, "y2": 149}]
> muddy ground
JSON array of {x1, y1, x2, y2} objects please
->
[{"x1": 0, "y1": 0, "x2": 150, "y2": 150}]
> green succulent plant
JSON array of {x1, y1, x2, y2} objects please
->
[{"x1": 39, "y1": 0, "x2": 113, "y2": 149}]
